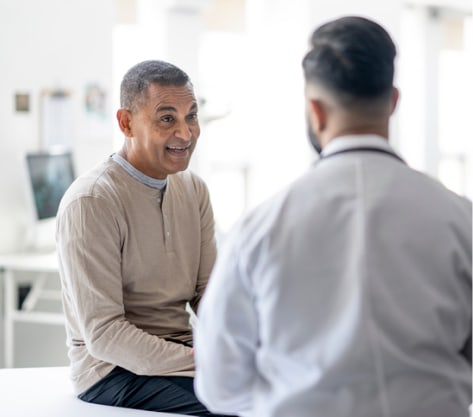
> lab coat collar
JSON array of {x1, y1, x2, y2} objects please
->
[{"x1": 321, "y1": 134, "x2": 394, "y2": 158}]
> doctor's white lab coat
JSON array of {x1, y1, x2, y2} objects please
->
[{"x1": 195, "y1": 135, "x2": 472, "y2": 417}]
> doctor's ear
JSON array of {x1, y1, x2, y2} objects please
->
[
  {"x1": 390, "y1": 87, "x2": 400, "y2": 115},
  {"x1": 308, "y1": 99, "x2": 327, "y2": 133},
  {"x1": 117, "y1": 109, "x2": 133, "y2": 137}
]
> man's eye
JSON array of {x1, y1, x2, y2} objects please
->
[
  {"x1": 187, "y1": 113, "x2": 198, "y2": 121},
  {"x1": 161, "y1": 116, "x2": 174, "y2": 123}
]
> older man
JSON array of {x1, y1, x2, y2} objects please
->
[{"x1": 57, "y1": 60, "x2": 230, "y2": 416}]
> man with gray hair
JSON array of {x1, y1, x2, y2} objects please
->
[
  {"x1": 194, "y1": 16, "x2": 472, "y2": 417},
  {"x1": 57, "y1": 60, "x2": 231, "y2": 416}
]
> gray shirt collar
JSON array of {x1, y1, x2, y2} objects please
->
[{"x1": 111, "y1": 153, "x2": 168, "y2": 190}]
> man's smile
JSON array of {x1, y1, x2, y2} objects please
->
[{"x1": 166, "y1": 143, "x2": 192, "y2": 157}]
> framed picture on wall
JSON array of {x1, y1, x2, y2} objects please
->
[
  {"x1": 15, "y1": 92, "x2": 30, "y2": 112},
  {"x1": 40, "y1": 89, "x2": 73, "y2": 150}
]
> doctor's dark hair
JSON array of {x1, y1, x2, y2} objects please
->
[
  {"x1": 120, "y1": 60, "x2": 191, "y2": 112},
  {"x1": 302, "y1": 16, "x2": 397, "y2": 106}
]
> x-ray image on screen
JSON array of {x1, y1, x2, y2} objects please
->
[{"x1": 26, "y1": 152, "x2": 75, "y2": 220}]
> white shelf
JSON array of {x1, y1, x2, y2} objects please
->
[
  {"x1": 0, "y1": 251, "x2": 62, "y2": 368},
  {"x1": 10, "y1": 311, "x2": 64, "y2": 325}
]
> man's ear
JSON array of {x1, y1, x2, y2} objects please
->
[
  {"x1": 117, "y1": 109, "x2": 132, "y2": 137},
  {"x1": 308, "y1": 98, "x2": 326, "y2": 133},
  {"x1": 390, "y1": 87, "x2": 399, "y2": 115}
]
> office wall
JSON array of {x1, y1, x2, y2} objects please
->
[
  {"x1": 0, "y1": 0, "x2": 115, "y2": 367},
  {"x1": 0, "y1": 0, "x2": 115, "y2": 253}
]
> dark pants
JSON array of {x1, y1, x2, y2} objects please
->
[{"x1": 78, "y1": 366, "x2": 233, "y2": 417}]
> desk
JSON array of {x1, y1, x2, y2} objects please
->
[
  {"x1": 0, "y1": 367, "x2": 186, "y2": 417},
  {"x1": 0, "y1": 251, "x2": 61, "y2": 368}
]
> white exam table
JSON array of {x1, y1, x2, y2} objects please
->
[{"x1": 0, "y1": 366, "x2": 189, "y2": 417}]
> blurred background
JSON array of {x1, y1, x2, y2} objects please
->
[{"x1": 0, "y1": 0, "x2": 471, "y2": 368}]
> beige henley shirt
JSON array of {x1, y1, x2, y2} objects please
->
[{"x1": 56, "y1": 157, "x2": 217, "y2": 394}]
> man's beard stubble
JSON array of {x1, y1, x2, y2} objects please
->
[{"x1": 306, "y1": 116, "x2": 322, "y2": 154}]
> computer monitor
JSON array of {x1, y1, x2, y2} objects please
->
[{"x1": 25, "y1": 150, "x2": 76, "y2": 250}]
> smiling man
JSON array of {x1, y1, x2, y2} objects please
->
[{"x1": 56, "y1": 60, "x2": 229, "y2": 416}]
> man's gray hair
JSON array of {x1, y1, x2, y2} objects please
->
[{"x1": 120, "y1": 60, "x2": 191, "y2": 112}]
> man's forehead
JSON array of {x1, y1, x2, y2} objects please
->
[
  {"x1": 147, "y1": 82, "x2": 194, "y2": 96},
  {"x1": 146, "y1": 83, "x2": 196, "y2": 108}
]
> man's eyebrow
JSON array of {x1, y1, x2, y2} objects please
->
[
  {"x1": 156, "y1": 105, "x2": 177, "y2": 113},
  {"x1": 155, "y1": 102, "x2": 198, "y2": 113}
]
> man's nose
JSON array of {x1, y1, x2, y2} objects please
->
[{"x1": 175, "y1": 120, "x2": 193, "y2": 140}]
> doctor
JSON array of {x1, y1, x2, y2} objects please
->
[{"x1": 194, "y1": 16, "x2": 472, "y2": 417}]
